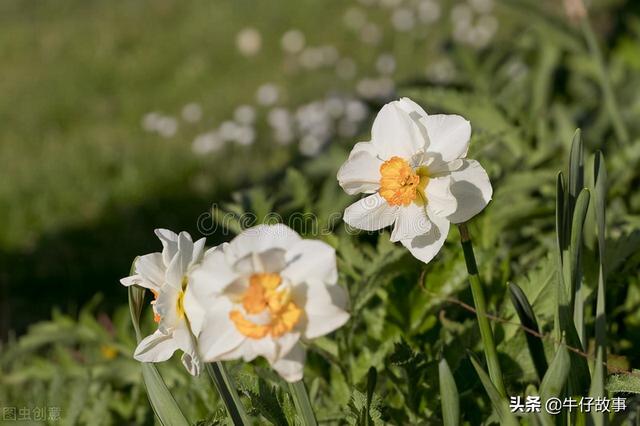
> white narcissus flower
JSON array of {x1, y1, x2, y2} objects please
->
[
  {"x1": 337, "y1": 97, "x2": 492, "y2": 264},
  {"x1": 120, "y1": 229, "x2": 206, "y2": 376},
  {"x1": 190, "y1": 224, "x2": 350, "y2": 382}
]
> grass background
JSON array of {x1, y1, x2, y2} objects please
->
[{"x1": 0, "y1": 0, "x2": 366, "y2": 334}]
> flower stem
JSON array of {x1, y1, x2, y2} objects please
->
[
  {"x1": 457, "y1": 224, "x2": 506, "y2": 398},
  {"x1": 288, "y1": 380, "x2": 318, "y2": 426},
  {"x1": 205, "y1": 362, "x2": 250, "y2": 426}
]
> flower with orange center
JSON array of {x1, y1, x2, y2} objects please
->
[
  {"x1": 379, "y1": 156, "x2": 430, "y2": 206},
  {"x1": 190, "y1": 224, "x2": 350, "y2": 382},
  {"x1": 337, "y1": 97, "x2": 493, "y2": 264},
  {"x1": 120, "y1": 229, "x2": 207, "y2": 376},
  {"x1": 229, "y1": 273, "x2": 302, "y2": 339}
]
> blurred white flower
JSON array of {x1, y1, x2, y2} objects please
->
[
  {"x1": 234, "y1": 105, "x2": 257, "y2": 125},
  {"x1": 426, "y1": 58, "x2": 456, "y2": 83},
  {"x1": 345, "y1": 99, "x2": 369, "y2": 122},
  {"x1": 300, "y1": 47, "x2": 324, "y2": 69},
  {"x1": 299, "y1": 134, "x2": 324, "y2": 156},
  {"x1": 376, "y1": 53, "x2": 396, "y2": 75},
  {"x1": 192, "y1": 132, "x2": 224, "y2": 155},
  {"x1": 336, "y1": 57, "x2": 357, "y2": 80},
  {"x1": 256, "y1": 83, "x2": 279, "y2": 106},
  {"x1": 234, "y1": 126, "x2": 256, "y2": 146},
  {"x1": 417, "y1": 0, "x2": 441, "y2": 23},
  {"x1": 236, "y1": 27, "x2": 262, "y2": 57},
  {"x1": 190, "y1": 224, "x2": 350, "y2": 382},
  {"x1": 469, "y1": 0, "x2": 494, "y2": 14},
  {"x1": 320, "y1": 45, "x2": 339, "y2": 65},
  {"x1": 142, "y1": 112, "x2": 162, "y2": 132},
  {"x1": 343, "y1": 7, "x2": 367, "y2": 30},
  {"x1": 120, "y1": 230, "x2": 207, "y2": 375},
  {"x1": 357, "y1": 77, "x2": 395, "y2": 99},
  {"x1": 325, "y1": 97, "x2": 345, "y2": 118},
  {"x1": 392, "y1": 8, "x2": 415, "y2": 32},
  {"x1": 380, "y1": 0, "x2": 402, "y2": 8},
  {"x1": 360, "y1": 23, "x2": 382, "y2": 45},
  {"x1": 281, "y1": 29, "x2": 306, "y2": 54},
  {"x1": 337, "y1": 98, "x2": 492, "y2": 264},
  {"x1": 157, "y1": 116, "x2": 178, "y2": 138},
  {"x1": 182, "y1": 103, "x2": 203, "y2": 123},
  {"x1": 219, "y1": 120, "x2": 241, "y2": 141}
]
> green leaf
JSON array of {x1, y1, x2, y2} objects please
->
[
  {"x1": 570, "y1": 188, "x2": 590, "y2": 347},
  {"x1": 365, "y1": 367, "x2": 377, "y2": 426},
  {"x1": 590, "y1": 151, "x2": 608, "y2": 425},
  {"x1": 288, "y1": 380, "x2": 318, "y2": 426},
  {"x1": 538, "y1": 345, "x2": 570, "y2": 426},
  {"x1": 468, "y1": 353, "x2": 518, "y2": 426},
  {"x1": 127, "y1": 286, "x2": 190, "y2": 426},
  {"x1": 438, "y1": 358, "x2": 460, "y2": 426},
  {"x1": 508, "y1": 282, "x2": 548, "y2": 380}
]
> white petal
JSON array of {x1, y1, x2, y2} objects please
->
[
  {"x1": 245, "y1": 338, "x2": 278, "y2": 363},
  {"x1": 390, "y1": 203, "x2": 431, "y2": 243},
  {"x1": 371, "y1": 102, "x2": 424, "y2": 159},
  {"x1": 424, "y1": 114, "x2": 471, "y2": 162},
  {"x1": 400, "y1": 210, "x2": 450, "y2": 264},
  {"x1": 425, "y1": 175, "x2": 458, "y2": 218},
  {"x1": 447, "y1": 159, "x2": 493, "y2": 224},
  {"x1": 282, "y1": 240, "x2": 338, "y2": 286},
  {"x1": 343, "y1": 193, "x2": 398, "y2": 231},
  {"x1": 154, "y1": 286, "x2": 180, "y2": 330},
  {"x1": 155, "y1": 229, "x2": 179, "y2": 267},
  {"x1": 189, "y1": 246, "x2": 239, "y2": 300},
  {"x1": 165, "y1": 251, "x2": 185, "y2": 289},
  {"x1": 275, "y1": 332, "x2": 301, "y2": 360},
  {"x1": 135, "y1": 253, "x2": 165, "y2": 289},
  {"x1": 397, "y1": 97, "x2": 430, "y2": 117},
  {"x1": 295, "y1": 280, "x2": 350, "y2": 339},
  {"x1": 120, "y1": 274, "x2": 158, "y2": 291},
  {"x1": 233, "y1": 248, "x2": 287, "y2": 275},
  {"x1": 172, "y1": 326, "x2": 201, "y2": 376},
  {"x1": 198, "y1": 298, "x2": 246, "y2": 361},
  {"x1": 190, "y1": 237, "x2": 207, "y2": 268},
  {"x1": 226, "y1": 224, "x2": 301, "y2": 263},
  {"x1": 183, "y1": 285, "x2": 206, "y2": 336},
  {"x1": 134, "y1": 330, "x2": 179, "y2": 363},
  {"x1": 272, "y1": 343, "x2": 305, "y2": 382},
  {"x1": 337, "y1": 148, "x2": 381, "y2": 195}
]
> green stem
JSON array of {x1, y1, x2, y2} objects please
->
[
  {"x1": 458, "y1": 224, "x2": 506, "y2": 398},
  {"x1": 288, "y1": 380, "x2": 318, "y2": 426},
  {"x1": 205, "y1": 362, "x2": 250, "y2": 426},
  {"x1": 581, "y1": 17, "x2": 629, "y2": 145}
]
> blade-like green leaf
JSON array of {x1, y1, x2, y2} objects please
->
[
  {"x1": 538, "y1": 345, "x2": 570, "y2": 426},
  {"x1": 127, "y1": 285, "x2": 190, "y2": 426},
  {"x1": 438, "y1": 358, "x2": 460, "y2": 426},
  {"x1": 468, "y1": 353, "x2": 518, "y2": 426},
  {"x1": 570, "y1": 189, "x2": 590, "y2": 347},
  {"x1": 289, "y1": 380, "x2": 318, "y2": 426},
  {"x1": 567, "y1": 129, "x2": 584, "y2": 234},
  {"x1": 589, "y1": 151, "x2": 608, "y2": 426},
  {"x1": 365, "y1": 367, "x2": 377, "y2": 426},
  {"x1": 508, "y1": 282, "x2": 548, "y2": 380}
]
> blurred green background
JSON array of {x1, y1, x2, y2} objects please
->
[{"x1": 1, "y1": 0, "x2": 366, "y2": 335}]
